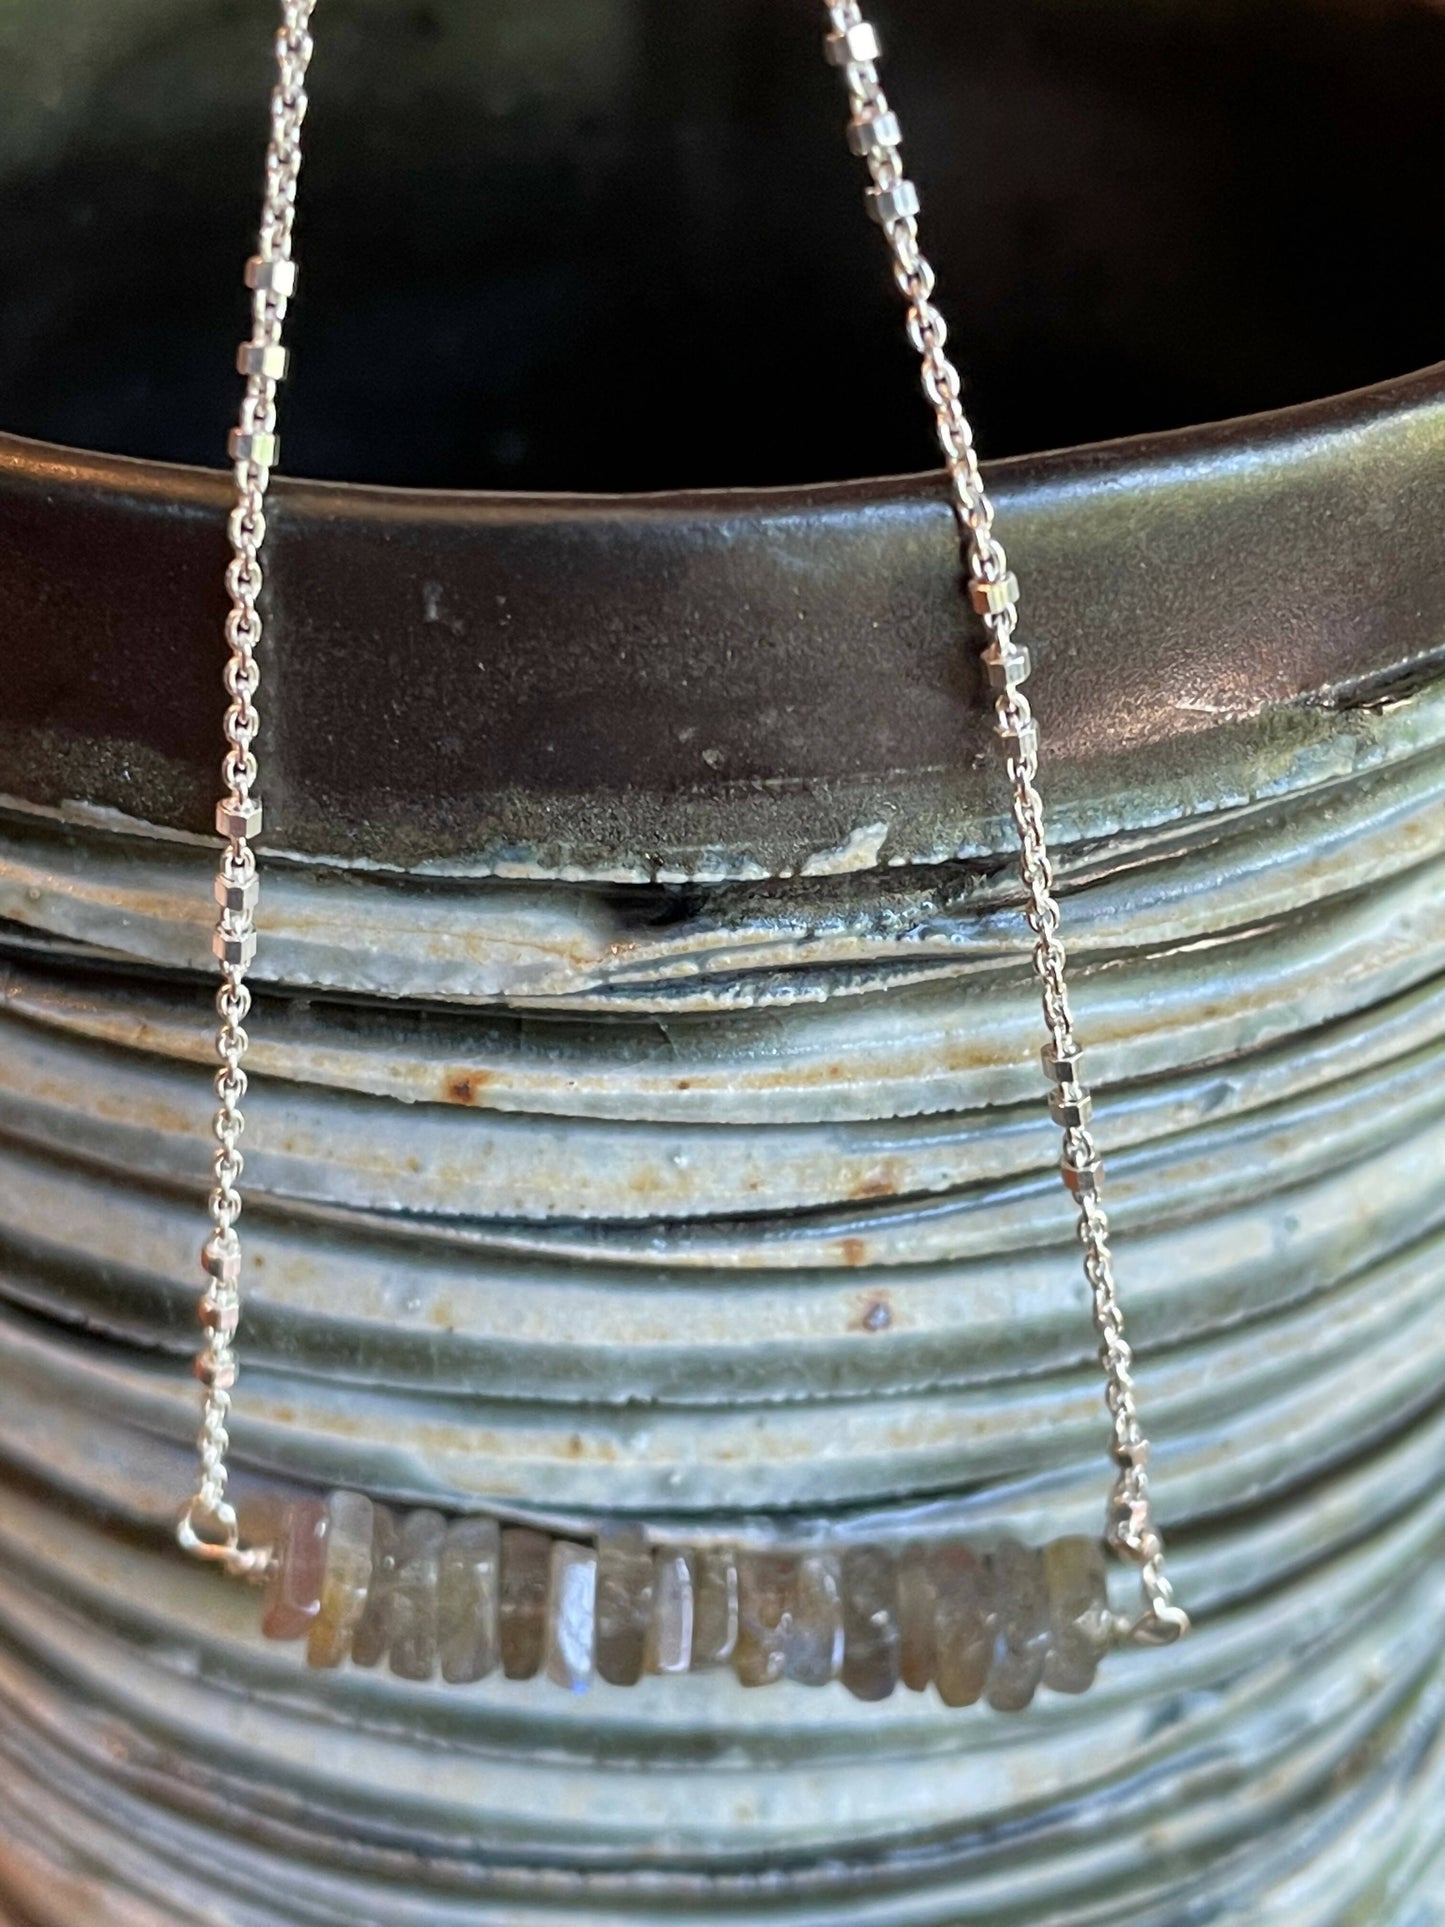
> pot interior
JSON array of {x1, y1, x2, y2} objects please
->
[{"x1": 2, "y1": 0, "x2": 1442, "y2": 490}]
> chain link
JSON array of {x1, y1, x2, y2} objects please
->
[
  {"x1": 178, "y1": 0, "x2": 316, "y2": 1582},
  {"x1": 822, "y1": 2, "x2": 1187, "y2": 1645}
]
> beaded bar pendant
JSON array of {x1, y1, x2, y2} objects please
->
[{"x1": 261, "y1": 1494, "x2": 1113, "y2": 1706}]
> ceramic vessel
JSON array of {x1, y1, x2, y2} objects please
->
[{"x1": 1, "y1": 1, "x2": 1443, "y2": 1920}]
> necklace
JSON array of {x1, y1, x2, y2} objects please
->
[{"x1": 176, "y1": 0, "x2": 1188, "y2": 1705}]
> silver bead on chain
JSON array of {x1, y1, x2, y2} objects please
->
[
  {"x1": 179, "y1": 0, "x2": 1187, "y2": 1647},
  {"x1": 177, "y1": 0, "x2": 315, "y2": 1580},
  {"x1": 822, "y1": 1, "x2": 1186, "y2": 1644}
]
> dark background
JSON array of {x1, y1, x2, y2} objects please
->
[{"x1": 2, "y1": 0, "x2": 1443, "y2": 491}]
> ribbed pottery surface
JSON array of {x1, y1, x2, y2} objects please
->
[{"x1": 1, "y1": 680, "x2": 1444, "y2": 1925}]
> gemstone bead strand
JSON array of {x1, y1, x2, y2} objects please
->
[{"x1": 260, "y1": 1498, "x2": 1114, "y2": 1706}]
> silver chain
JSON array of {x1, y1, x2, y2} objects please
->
[
  {"x1": 822, "y1": 1, "x2": 1187, "y2": 1645},
  {"x1": 177, "y1": 0, "x2": 315, "y2": 1582},
  {"x1": 179, "y1": 0, "x2": 1187, "y2": 1645}
]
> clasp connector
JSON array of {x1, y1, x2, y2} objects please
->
[
  {"x1": 177, "y1": 1498, "x2": 274, "y2": 1584},
  {"x1": 1120, "y1": 1599, "x2": 1192, "y2": 1647}
]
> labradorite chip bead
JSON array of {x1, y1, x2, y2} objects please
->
[
  {"x1": 261, "y1": 1498, "x2": 327, "y2": 1643},
  {"x1": 690, "y1": 1548, "x2": 740, "y2": 1669},
  {"x1": 499, "y1": 1527, "x2": 551, "y2": 1681},
  {"x1": 348, "y1": 1503, "x2": 400, "y2": 1669},
  {"x1": 785, "y1": 1554, "x2": 845, "y2": 1688},
  {"x1": 306, "y1": 1489, "x2": 374, "y2": 1669},
  {"x1": 896, "y1": 1543, "x2": 938, "y2": 1693},
  {"x1": 839, "y1": 1545, "x2": 902, "y2": 1702},
  {"x1": 595, "y1": 1527, "x2": 652, "y2": 1687},
  {"x1": 930, "y1": 1542, "x2": 997, "y2": 1708},
  {"x1": 646, "y1": 1548, "x2": 696, "y2": 1677},
  {"x1": 388, "y1": 1509, "x2": 446, "y2": 1681},
  {"x1": 544, "y1": 1540, "x2": 598, "y2": 1693},
  {"x1": 1041, "y1": 1535, "x2": 1112, "y2": 1694},
  {"x1": 734, "y1": 1552, "x2": 799, "y2": 1688},
  {"x1": 437, "y1": 1516, "x2": 501, "y2": 1686},
  {"x1": 985, "y1": 1540, "x2": 1052, "y2": 1713}
]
